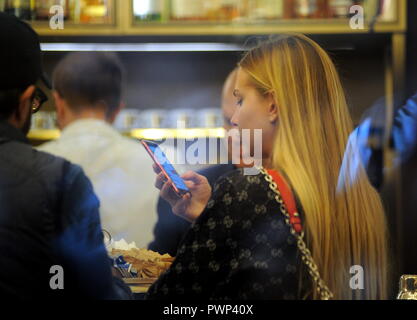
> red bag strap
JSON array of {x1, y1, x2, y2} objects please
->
[{"x1": 266, "y1": 169, "x2": 303, "y2": 234}]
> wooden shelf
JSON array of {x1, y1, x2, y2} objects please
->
[{"x1": 29, "y1": 0, "x2": 406, "y2": 36}]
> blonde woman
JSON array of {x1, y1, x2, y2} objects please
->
[{"x1": 147, "y1": 34, "x2": 389, "y2": 300}]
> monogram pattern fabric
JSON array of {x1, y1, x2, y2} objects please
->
[{"x1": 146, "y1": 169, "x2": 303, "y2": 300}]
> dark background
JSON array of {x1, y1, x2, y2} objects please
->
[
  {"x1": 406, "y1": 0, "x2": 417, "y2": 98},
  {"x1": 41, "y1": 33, "x2": 395, "y2": 126}
]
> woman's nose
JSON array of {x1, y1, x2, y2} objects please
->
[{"x1": 230, "y1": 110, "x2": 239, "y2": 127}]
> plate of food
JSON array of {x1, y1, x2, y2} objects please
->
[{"x1": 108, "y1": 238, "x2": 175, "y2": 294}]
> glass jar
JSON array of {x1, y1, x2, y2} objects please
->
[
  {"x1": 133, "y1": 0, "x2": 163, "y2": 22},
  {"x1": 397, "y1": 275, "x2": 417, "y2": 300},
  {"x1": 295, "y1": 0, "x2": 318, "y2": 18},
  {"x1": 4, "y1": 0, "x2": 33, "y2": 20},
  {"x1": 35, "y1": 0, "x2": 69, "y2": 20},
  {"x1": 329, "y1": 0, "x2": 354, "y2": 18},
  {"x1": 78, "y1": 0, "x2": 110, "y2": 24},
  {"x1": 171, "y1": 0, "x2": 206, "y2": 21}
]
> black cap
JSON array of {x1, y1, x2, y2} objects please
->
[{"x1": 0, "y1": 12, "x2": 50, "y2": 91}]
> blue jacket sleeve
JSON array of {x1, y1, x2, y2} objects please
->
[
  {"x1": 347, "y1": 92, "x2": 417, "y2": 189},
  {"x1": 392, "y1": 92, "x2": 417, "y2": 162},
  {"x1": 54, "y1": 164, "x2": 131, "y2": 299}
]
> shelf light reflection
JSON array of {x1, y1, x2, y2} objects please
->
[
  {"x1": 130, "y1": 128, "x2": 226, "y2": 140},
  {"x1": 40, "y1": 43, "x2": 246, "y2": 52},
  {"x1": 28, "y1": 128, "x2": 226, "y2": 141}
]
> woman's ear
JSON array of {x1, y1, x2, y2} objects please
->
[{"x1": 267, "y1": 93, "x2": 278, "y2": 123}]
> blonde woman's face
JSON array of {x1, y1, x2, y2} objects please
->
[{"x1": 231, "y1": 68, "x2": 277, "y2": 160}]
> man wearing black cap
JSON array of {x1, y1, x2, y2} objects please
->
[{"x1": 0, "y1": 13, "x2": 131, "y2": 299}]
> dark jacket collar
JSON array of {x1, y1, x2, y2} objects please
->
[{"x1": 0, "y1": 119, "x2": 29, "y2": 144}]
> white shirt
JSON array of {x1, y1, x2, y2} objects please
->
[{"x1": 38, "y1": 119, "x2": 159, "y2": 248}]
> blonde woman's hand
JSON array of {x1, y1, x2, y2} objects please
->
[{"x1": 153, "y1": 164, "x2": 212, "y2": 222}]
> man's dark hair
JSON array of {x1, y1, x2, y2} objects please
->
[
  {"x1": 0, "y1": 12, "x2": 47, "y2": 120},
  {"x1": 53, "y1": 52, "x2": 124, "y2": 115},
  {"x1": 0, "y1": 89, "x2": 24, "y2": 120}
]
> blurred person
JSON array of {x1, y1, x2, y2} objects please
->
[
  {"x1": 0, "y1": 13, "x2": 130, "y2": 299},
  {"x1": 38, "y1": 52, "x2": 158, "y2": 248},
  {"x1": 148, "y1": 68, "x2": 239, "y2": 256},
  {"x1": 147, "y1": 34, "x2": 389, "y2": 300},
  {"x1": 391, "y1": 92, "x2": 417, "y2": 278},
  {"x1": 346, "y1": 93, "x2": 417, "y2": 190},
  {"x1": 344, "y1": 91, "x2": 417, "y2": 288}
]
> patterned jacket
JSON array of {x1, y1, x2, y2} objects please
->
[{"x1": 147, "y1": 169, "x2": 308, "y2": 300}]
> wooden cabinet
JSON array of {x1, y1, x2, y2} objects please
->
[{"x1": 19, "y1": 0, "x2": 406, "y2": 35}]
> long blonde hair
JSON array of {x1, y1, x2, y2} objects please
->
[{"x1": 239, "y1": 34, "x2": 389, "y2": 300}]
